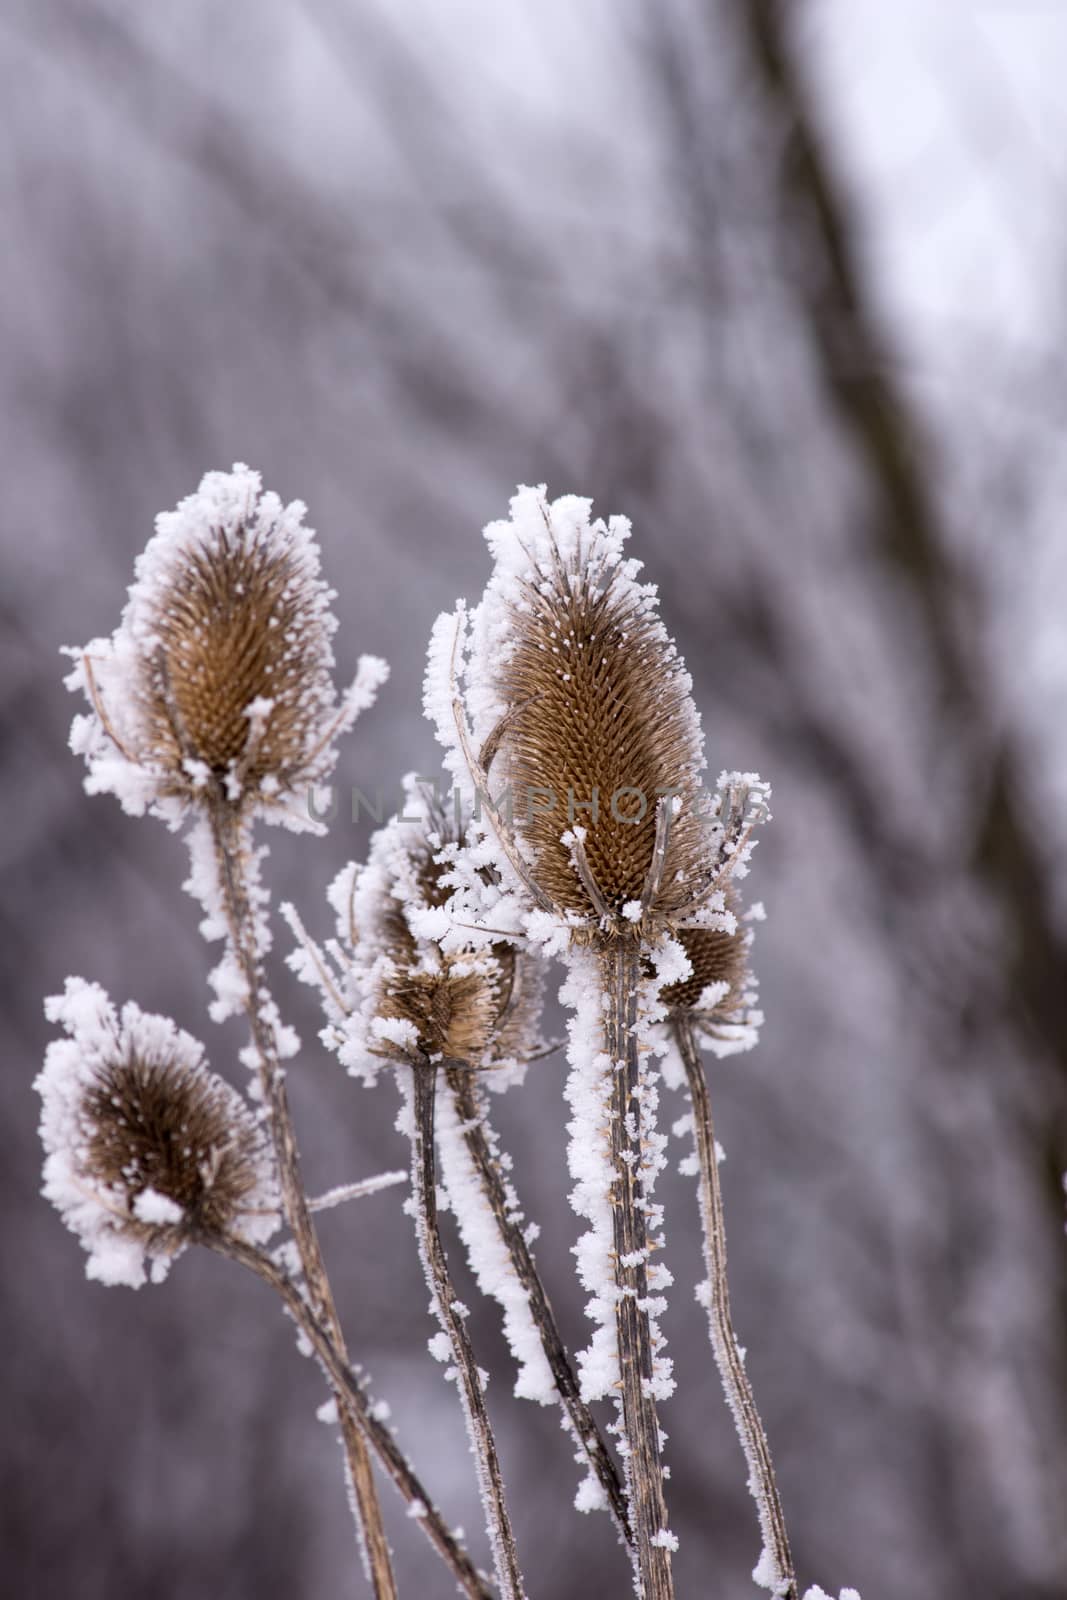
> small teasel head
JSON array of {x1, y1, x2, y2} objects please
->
[
  {"x1": 425, "y1": 486, "x2": 713, "y2": 939},
  {"x1": 661, "y1": 891, "x2": 765, "y2": 1057},
  {"x1": 64, "y1": 463, "x2": 387, "y2": 823},
  {"x1": 36, "y1": 979, "x2": 279, "y2": 1287},
  {"x1": 320, "y1": 780, "x2": 542, "y2": 1079}
]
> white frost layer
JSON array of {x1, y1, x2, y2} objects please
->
[
  {"x1": 36, "y1": 978, "x2": 279, "y2": 1289},
  {"x1": 436, "y1": 1080, "x2": 555, "y2": 1405},
  {"x1": 421, "y1": 485, "x2": 707, "y2": 926},
  {"x1": 63, "y1": 463, "x2": 386, "y2": 828},
  {"x1": 802, "y1": 1589, "x2": 861, "y2": 1600},
  {"x1": 316, "y1": 774, "x2": 538, "y2": 1087},
  {"x1": 183, "y1": 812, "x2": 300, "y2": 1062},
  {"x1": 564, "y1": 946, "x2": 677, "y2": 1411},
  {"x1": 562, "y1": 952, "x2": 621, "y2": 1404}
]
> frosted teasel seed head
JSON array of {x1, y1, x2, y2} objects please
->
[
  {"x1": 425, "y1": 486, "x2": 716, "y2": 941},
  {"x1": 64, "y1": 463, "x2": 387, "y2": 826},
  {"x1": 323, "y1": 780, "x2": 543, "y2": 1079},
  {"x1": 660, "y1": 889, "x2": 764, "y2": 1057},
  {"x1": 36, "y1": 979, "x2": 279, "y2": 1288}
]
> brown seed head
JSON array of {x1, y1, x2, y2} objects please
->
[
  {"x1": 66, "y1": 466, "x2": 387, "y2": 820},
  {"x1": 137, "y1": 527, "x2": 335, "y2": 793},
  {"x1": 81, "y1": 1049, "x2": 270, "y2": 1248},
  {"x1": 661, "y1": 899, "x2": 750, "y2": 1019},
  {"x1": 352, "y1": 795, "x2": 540, "y2": 1069},
  {"x1": 478, "y1": 497, "x2": 709, "y2": 928}
]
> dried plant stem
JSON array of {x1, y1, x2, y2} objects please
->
[
  {"x1": 603, "y1": 944, "x2": 674, "y2": 1600},
  {"x1": 209, "y1": 801, "x2": 396, "y2": 1600},
  {"x1": 675, "y1": 1018, "x2": 796, "y2": 1599},
  {"x1": 444, "y1": 1062, "x2": 631, "y2": 1542},
  {"x1": 409, "y1": 1060, "x2": 527, "y2": 1600},
  {"x1": 213, "y1": 1234, "x2": 493, "y2": 1600}
]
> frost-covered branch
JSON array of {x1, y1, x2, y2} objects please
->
[
  {"x1": 212, "y1": 1232, "x2": 493, "y2": 1600},
  {"x1": 403, "y1": 1060, "x2": 527, "y2": 1600},
  {"x1": 602, "y1": 946, "x2": 675, "y2": 1599},
  {"x1": 208, "y1": 797, "x2": 397, "y2": 1600},
  {"x1": 441, "y1": 1061, "x2": 631, "y2": 1538}
]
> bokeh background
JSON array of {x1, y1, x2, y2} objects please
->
[{"x1": 4, "y1": 3, "x2": 1067, "y2": 1596}]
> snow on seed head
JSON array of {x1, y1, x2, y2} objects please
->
[
  {"x1": 661, "y1": 889, "x2": 748, "y2": 1015},
  {"x1": 36, "y1": 979, "x2": 278, "y2": 1287},
  {"x1": 64, "y1": 464, "x2": 386, "y2": 823},
  {"x1": 433, "y1": 486, "x2": 712, "y2": 935},
  {"x1": 331, "y1": 781, "x2": 541, "y2": 1074},
  {"x1": 660, "y1": 892, "x2": 765, "y2": 1058}
]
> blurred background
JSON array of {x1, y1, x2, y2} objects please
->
[{"x1": 4, "y1": 2, "x2": 1067, "y2": 1596}]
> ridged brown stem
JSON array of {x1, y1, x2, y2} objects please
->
[
  {"x1": 675, "y1": 1017, "x2": 796, "y2": 1599},
  {"x1": 603, "y1": 943, "x2": 674, "y2": 1600},
  {"x1": 209, "y1": 800, "x2": 397, "y2": 1600},
  {"x1": 409, "y1": 1060, "x2": 526, "y2": 1600},
  {"x1": 212, "y1": 1234, "x2": 493, "y2": 1600},
  {"x1": 444, "y1": 1062, "x2": 631, "y2": 1542}
]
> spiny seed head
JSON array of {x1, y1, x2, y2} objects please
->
[
  {"x1": 661, "y1": 898, "x2": 749, "y2": 1018},
  {"x1": 333, "y1": 785, "x2": 541, "y2": 1076},
  {"x1": 37, "y1": 980, "x2": 278, "y2": 1288},
  {"x1": 659, "y1": 892, "x2": 764, "y2": 1056},
  {"x1": 65, "y1": 464, "x2": 387, "y2": 822},
  {"x1": 439, "y1": 487, "x2": 712, "y2": 935},
  {"x1": 81, "y1": 1055, "x2": 267, "y2": 1240}
]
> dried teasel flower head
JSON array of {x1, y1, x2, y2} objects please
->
[
  {"x1": 660, "y1": 889, "x2": 765, "y2": 1057},
  {"x1": 309, "y1": 779, "x2": 542, "y2": 1083},
  {"x1": 36, "y1": 979, "x2": 279, "y2": 1287},
  {"x1": 425, "y1": 486, "x2": 717, "y2": 941},
  {"x1": 64, "y1": 464, "x2": 387, "y2": 827}
]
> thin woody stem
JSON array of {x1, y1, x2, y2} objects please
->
[
  {"x1": 212, "y1": 1235, "x2": 493, "y2": 1600},
  {"x1": 409, "y1": 1059, "x2": 527, "y2": 1600},
  {"x1": 443, "y1": 1062, "x2": 632, "y2": 1543},
  {"x1": 208, "y1": 799, "x2": 397, "y2": 1600},
  {"x1": 674, "y1": 1017, "x2": 796, "y2": 1599},
  {"x1": 604, "y1": 943, "x2": 674, "y2": 1600}
]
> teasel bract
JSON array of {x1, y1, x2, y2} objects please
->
[
  {"x1": 64, "y1": 462, "x2": 387, "y2": 827},
  {"x1": 36, "y1": 978, "x2": 278, "y2": 1289},
  {"x1": 423, "y1": 486, "x2": 771, "y2": 1599}
]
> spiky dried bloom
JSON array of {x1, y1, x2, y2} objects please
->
[
  {"x1": 425, "y1": 486, "x2": 713, "y2": 938},
  {"x1": 64, "y1": 463, "x2": 387, "y2": 826},
  {"x1": 36, "y1": 979, "x2": 279, "y2": 1287},
  {"x1": 310, "y1": 781, "x2": 542, "y2": 1081},
  {"x1": 661, "y1": 894, "x2": 764, "y2": 1057}
]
